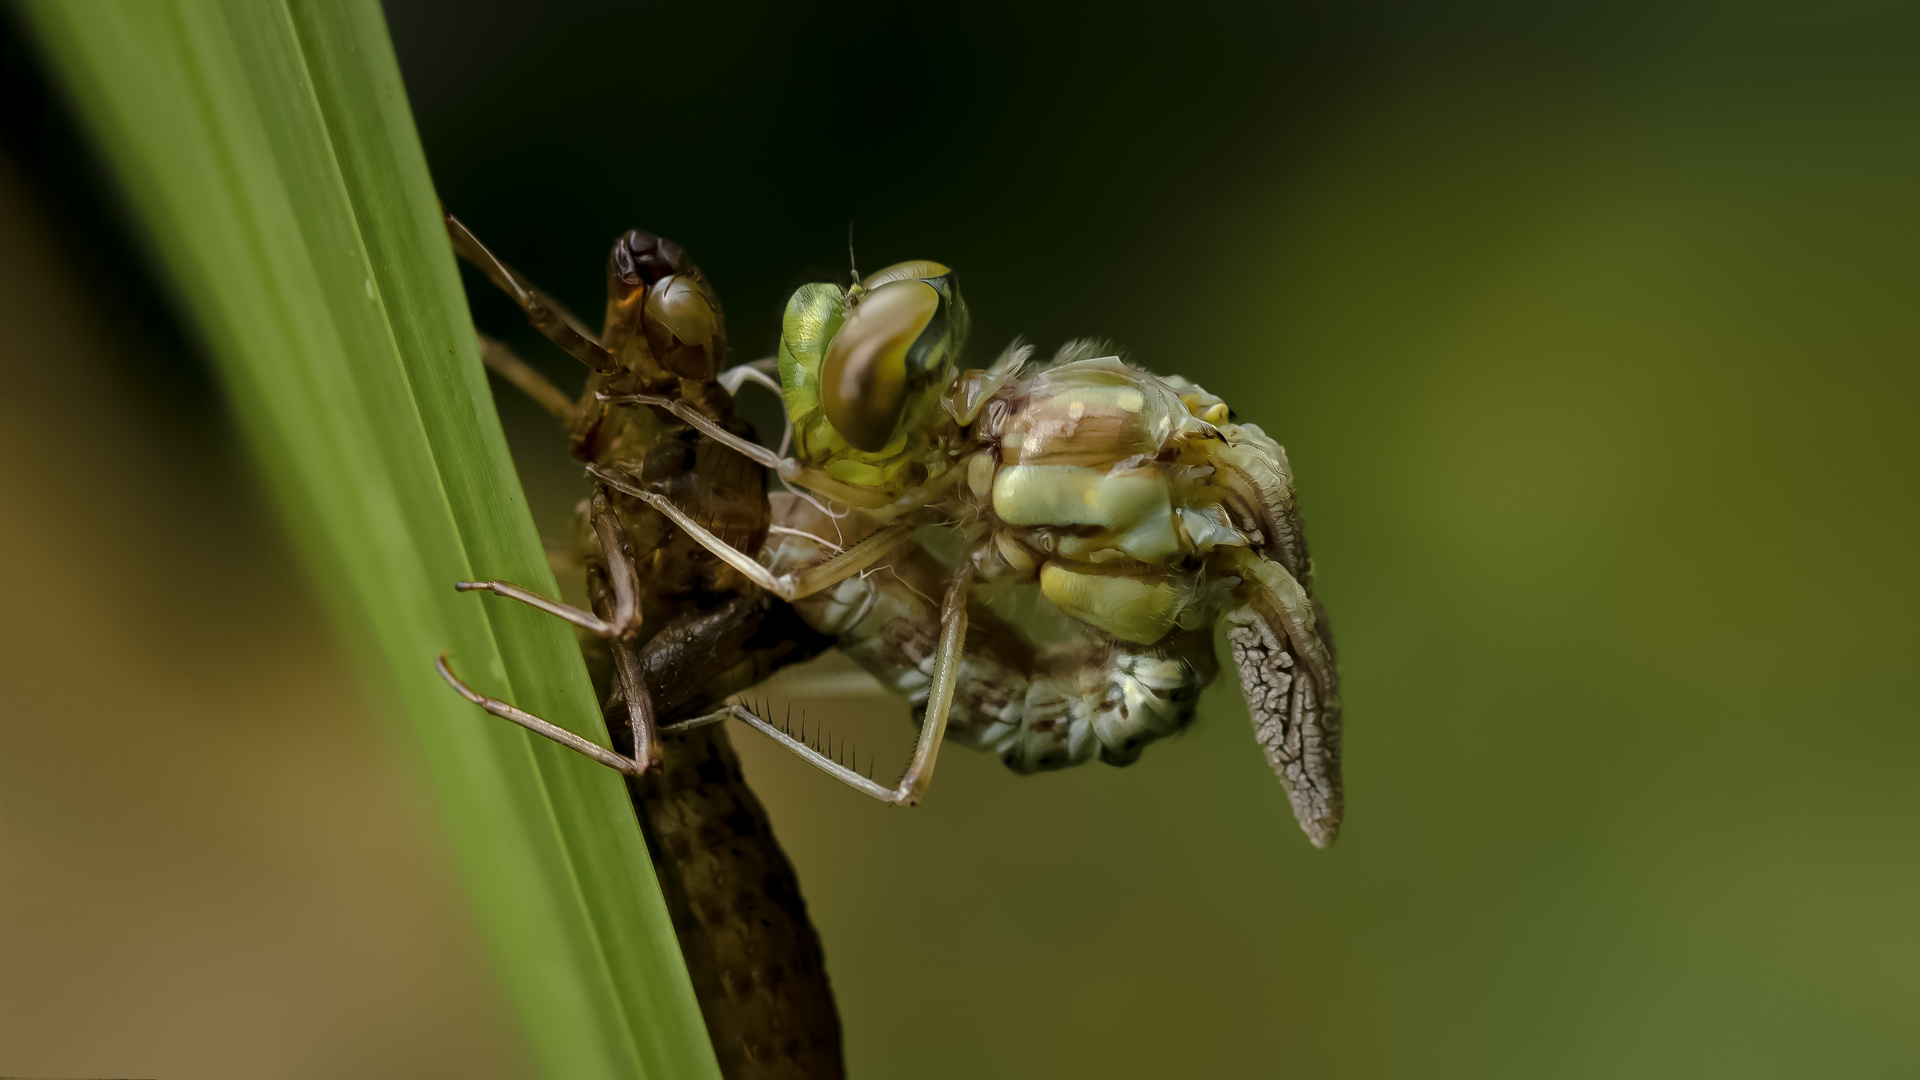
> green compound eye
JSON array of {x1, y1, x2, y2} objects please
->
[{"x1": 820, "y1": 278, "x2": 940, "y2": 452}]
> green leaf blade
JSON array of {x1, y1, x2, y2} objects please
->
[{"x1": 18, "y1": 2, "x2": 722, "y2": 1077}]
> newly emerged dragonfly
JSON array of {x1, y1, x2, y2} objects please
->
[
  {"x1": 447, "y1": 240, "x2": 1343, "y2": 847},
  {"x1": 434, "y1": 214, "x2": 845, "y2": 1079}
]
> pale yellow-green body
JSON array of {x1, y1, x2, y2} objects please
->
[{"x1": 765, "y1": 265, "x2": 1343, "y2": 844}]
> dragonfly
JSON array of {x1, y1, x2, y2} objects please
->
[
  {"x1": 594, "y1": 262, "x2": 1344, "y2": 847},
  {"x1": 433, "y1": 213, "x2": 847, "y2": 1080}
]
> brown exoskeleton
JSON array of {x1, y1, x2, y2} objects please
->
[{"x1": 434, "y1": 213, "x2": 844, "y2": 1080}]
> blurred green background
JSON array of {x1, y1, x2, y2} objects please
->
[{"x1": 2, "y1": 1, "x2": 1916, "y2": 1077}]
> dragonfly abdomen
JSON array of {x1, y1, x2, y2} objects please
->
[{"x1": 765, "y1": 496, "x2": 1219, "y2": 775}]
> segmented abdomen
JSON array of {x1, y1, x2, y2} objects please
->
[{"x1": 765, "y1": 497, "x2": 1218, "y2": 773}]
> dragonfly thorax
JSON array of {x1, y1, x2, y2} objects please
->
[{"x1": 963, "y1": 350, "x2": 1259, "y2": 646}]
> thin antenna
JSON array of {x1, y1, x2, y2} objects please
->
[{"x1": 846, "y1": 219, "x2": 867, "y2": 307}]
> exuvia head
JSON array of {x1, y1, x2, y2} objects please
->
[
  {"x1": 818, "y1": 260, "x2": 969, "y2": 452},
  {"x1": 611, "y1": 229, "x2": 691, "y2": 288},
  {"x1": 605, "y1": 228, "x2": 723, "y2": 376}
]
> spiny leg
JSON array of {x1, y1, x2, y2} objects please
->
[
  {"x1": 587, "y1": 463, "x2": 917, "y2": 602},
  {"x1": 667, "y1": 564, "x2": 973, "y2": 807},
  {"x1": 477, "y1": 331, "x2": 576, "y2": 423},
  {"x1": 457, "y1": 488, "x2": 640, "y2": 639},
  {"x1": 445, "y1": 209, "x2": 616, "y2": 373}
]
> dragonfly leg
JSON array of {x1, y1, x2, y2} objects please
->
[
  {"x1": 435, "y1": 655, "x2": 650, "y2": 775},
  {"x1": 441, "y1": 486, "x2": 662, "y2": 772},
  {"x1": 610, "y1": 636, "x2": 665, "y2": 772},
  {"x1": 445, "y1": 209, "x2": 616, "y2": 373},
  {"x1": 438, "y1": 594, "x2": 835, "y2": 779},
  {"x1": 669, "y1": 565, "x2": 972, "y2": 806},
  {"x1": 476, "y1": 331, "x2": 576, "y2": 423},
  {"x1": 890, "y1": 563, "x2": 970, "y2": 804},
  {"x1": 456, "y1": 488, "x2": 641, "y2": 639},
  {"x1": 715, "y1": 358, "x2": 792, "y2": 456},
  {"x1": 595, "y1": 392, "x2": 893, "y2": 509},
  {"x1": 600, "y1": 391, "x2": 783, "y2": 471},
  {"x1": 587, "y1": 464, "x2": 918, "y2": 602}
]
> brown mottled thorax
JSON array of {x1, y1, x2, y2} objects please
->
[
  {"x1": 567, "y1": 229, "x2": 842, "y2": 1078},
  {"x1": 569, "y1": 231, "x2": 770, "y2": 617}
]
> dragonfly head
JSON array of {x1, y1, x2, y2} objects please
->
[{"x1": 780, "y1": 261, "x2": 969, "y2": 462}]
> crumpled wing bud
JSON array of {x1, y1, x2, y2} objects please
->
[{"x1": 1224, "y1": 548, "x2": 1343, "y2": 847}]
